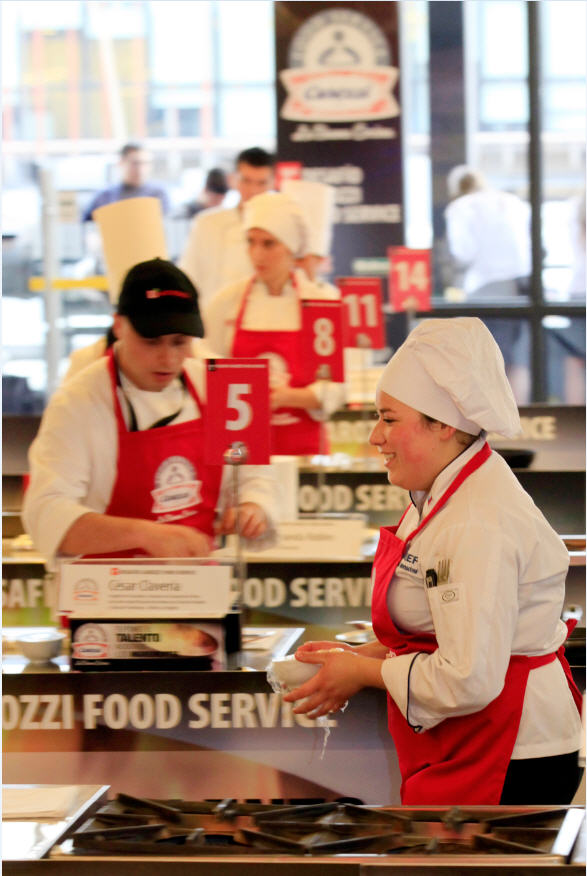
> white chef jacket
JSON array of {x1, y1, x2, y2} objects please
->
[
  {"x1": 23, "y1": 354, "x2": 280, "y2": 565},
  {"x1": 179, "y1": 206, "x2": 253, "y2": 309},
  {"x1": 445, "y1": 189, "x2": 531, "y2": 295},
  {"x1": 203, "y1": 270, "x2": 346, "y2": 420},
  {"x1": 380, "y1": 436, "x2": 582, "y2": 759}
]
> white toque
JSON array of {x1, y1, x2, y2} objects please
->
[{"x1": 377, "y1": 317, "x2": 522, "y2": 438}]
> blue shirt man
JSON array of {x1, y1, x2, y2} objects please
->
[{"x1": 83, "y1": 142, "x2": 170, "y2": 222}]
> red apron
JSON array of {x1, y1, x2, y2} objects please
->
[
  {"x1": 86, "y1": 350, "x2": 223, "y2": 558},
  {"x1": 230, "y1": 275, "x2": 324, "y2": 456},
  {"x1": 371, "y1": 441, "x2": 582, "y2": 804}
]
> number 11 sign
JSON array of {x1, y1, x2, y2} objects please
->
[
  {"x1": 205, "y1": 359, "x2": 270, "y2": 465},
  {"x1": 336, "y1": 276, "x2": 385, "y2": 349}
]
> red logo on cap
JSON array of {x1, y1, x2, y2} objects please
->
[{"x1": 146, "y1": 288, "x2": 191, "y2": 300}]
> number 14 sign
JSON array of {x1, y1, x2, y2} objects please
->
[{"x1": 205, "y1": 359, "x2": 270, "y2": 465}]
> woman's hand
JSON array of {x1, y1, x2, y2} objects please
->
[
  {"x1": 217, "y1": 502, "x2": 268, "y2": 539},
  {"x1": 282, "y1": 648, "x2": 385, "y2": 718}
]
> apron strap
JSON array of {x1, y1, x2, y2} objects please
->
[{"x1": 402, "y1": 441, "x2": 491, "y2": 546}]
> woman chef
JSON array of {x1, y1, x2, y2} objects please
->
[
  {"x1": 284, "y1": 317, "x2": 583, "y2": 805},
  {"x1": 203, "y1": 191, "x2": 345, "y2": 456},
  {"x1": 23, "y1": 258, "x2": 279, "y2": 563}
]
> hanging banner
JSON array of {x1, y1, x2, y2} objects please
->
[{"x1": 275, "y1": 1, "x2": 404, "y2": 278}]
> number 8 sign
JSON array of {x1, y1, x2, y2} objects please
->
[
  {"x1": 301, "y1": 299, "x2": 345, "y2": 383},
  {"x1": 205, "y1": 359, "x2": 270, "y2": 464}
]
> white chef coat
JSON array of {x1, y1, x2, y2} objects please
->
[
  {"x1": 445, "y1": 189, "x2": 531, "y2": 295},
  {"x1": 23, "y1": 354, "x2": 280, "y2": 564},
  {"x1": 62, "y1": 337, "x2": 109, "y2": 383},
  {"x1": 380, "y1": 436, "x2": 582, "y2": 759},
  {"x1": 179, "y1": 206, "x2": 253, "y2": 309},
  {"x1": 203, "y1": 270, "x2": 346, "y2": 420}
]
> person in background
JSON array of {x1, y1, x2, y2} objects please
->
[
  {"x1": 23, "y1": 258, "x2": 279, "y2": 564},
  {"x1": 444, "y1": 166, "x2": 532, "y2": 404},
  {"x1": 282, "y1": 178, "x2": 377, "y2": 397},
  {"x1": 179, "y1": 147, "x2": 274, "y2": 309},
  {"x1": 281, "y1": 179, "x2": 336, "y2": 291},
  {"x1": 546, "y1": 187, "x2": 586, "y2": 404},
  {"x1": 184, "y1": 168, "x2": 229, "y2": 219},
  {"x1": 284, "y1": 317, "x2": 582, "y2": 806},
  {"x1": 203, "y1": 191, "x2": 345, "y2": 457},
  {"x1": 82, "y1": 142, "x2": 170, "y2": 221}
]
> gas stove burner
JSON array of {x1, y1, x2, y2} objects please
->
[{"x1": 69, "y1": 795, "x2": 585, "y2": 867}]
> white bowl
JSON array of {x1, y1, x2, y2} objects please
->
[{"x1": 15, "y1": 631, "x2": 66, "y2": 663}]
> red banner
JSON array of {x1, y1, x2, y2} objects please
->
[{"x1": 205, "y1": 359, "x2": 270, "y2": 465}]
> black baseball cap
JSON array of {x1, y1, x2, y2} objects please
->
[{"x1": 117, "y1": 258, "x2": 204, "y2": 338}]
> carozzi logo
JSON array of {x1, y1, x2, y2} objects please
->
[
  {"x1": 151, "y1": 455, "x2": 202, "y2": 515},
  {"x1": 72, "y1": 623, "x2": 108, "y2": 659},
  {"x1": 281, "y1": 8, "x2": 399, "y2": 123},
  {"x1": 73, "y1": 578, "x2": 99, "y2": 601}
]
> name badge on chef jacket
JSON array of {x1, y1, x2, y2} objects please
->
[{"x1": 205, "y1": 359, "x2": 270, "y2": 465}]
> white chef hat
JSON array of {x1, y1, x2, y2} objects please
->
[
  {"x1": 243, "y1": 191, "x2": 309, "y2": 258},
  {"x1": 377, "y1": 317, "x2": 521, "y2": 438},
  {"x1": 280, "y1": 180, "x2": 335, "y2": 257}
]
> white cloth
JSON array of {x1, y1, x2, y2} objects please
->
[
  {"x1": 179, "y1": 206, "x2": 253, "y2": 309},
  {"x1": 203, "y1": 271, "x2": 346, "y2": 420},
  {"x1": 379, "y1": 437, "x2": 581, "y2": 759},
  {"x1": 377, "y1": 317, "x2": 521, "y2": 438},
  {"x1": 243, "y1": 192, "x2": 309, "y2": 258},
  {"x1": 445, "y1": 189, "x2": 531, "y2": 294},
  {"x1": 23, "y1": 354, "x2": 280, "y2": 564}
]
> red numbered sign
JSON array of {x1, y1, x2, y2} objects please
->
[
  {"x1": 300, "y1": 299, "x2": 345, "y2": 383},
  {"x1": 275, "y1": 161, "x2": 302, "y2": 189},
  {"x1": 205, "y1": 359, "x2": 270, "y2": 465},
  {"x1": 336, "y1": 276, "x2": 385, "y2": 349},
  {"x1": 388, "y1": 247, "x2": 432, "y2": 312}
]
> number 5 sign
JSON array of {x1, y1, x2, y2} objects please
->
[
  {"x1": 388, "y1": 247, "x2": 432, "y2": 312},
  {"x1": 301, "y1": 299, "x2": 345, "y2": 383},
  {"x1": 205, "y1": 359, "x2": 270, "y2": 465},
  {"x1": 336, "y1": 276, "x2": 385, "y2": 349}
]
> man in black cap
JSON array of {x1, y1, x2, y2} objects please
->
[{"x1": 23, "y1": 259, "x2": 278, "y2": 562}]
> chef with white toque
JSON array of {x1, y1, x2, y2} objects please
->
[
  {"x1": 284, "y1": 317, "x2": 583, "y2": 806},
  {"x1": 203, "y1": 190, "x2": 345, "y2": 456}
]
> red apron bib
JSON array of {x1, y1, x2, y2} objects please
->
[
  {"x1": 371, "y1": 441, "x2": 582, "y2": 804},
  {"x1": 230, "y1": 275, "x2": 324, "y2": 456},
  {"x1": 86, "y1": 350, "x2": 223, "y2": 558}
]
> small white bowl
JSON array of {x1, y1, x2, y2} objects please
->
[{"x1": 15, "y1": 631, "x2": 66, "y2": 663}]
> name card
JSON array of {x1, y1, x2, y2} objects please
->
[
  {"x1": 244, "y1": 518, "x2": 366, "y2": 561},
  {"x1": 59, "y1": 561, "x2": 234, "y2": 619}
]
